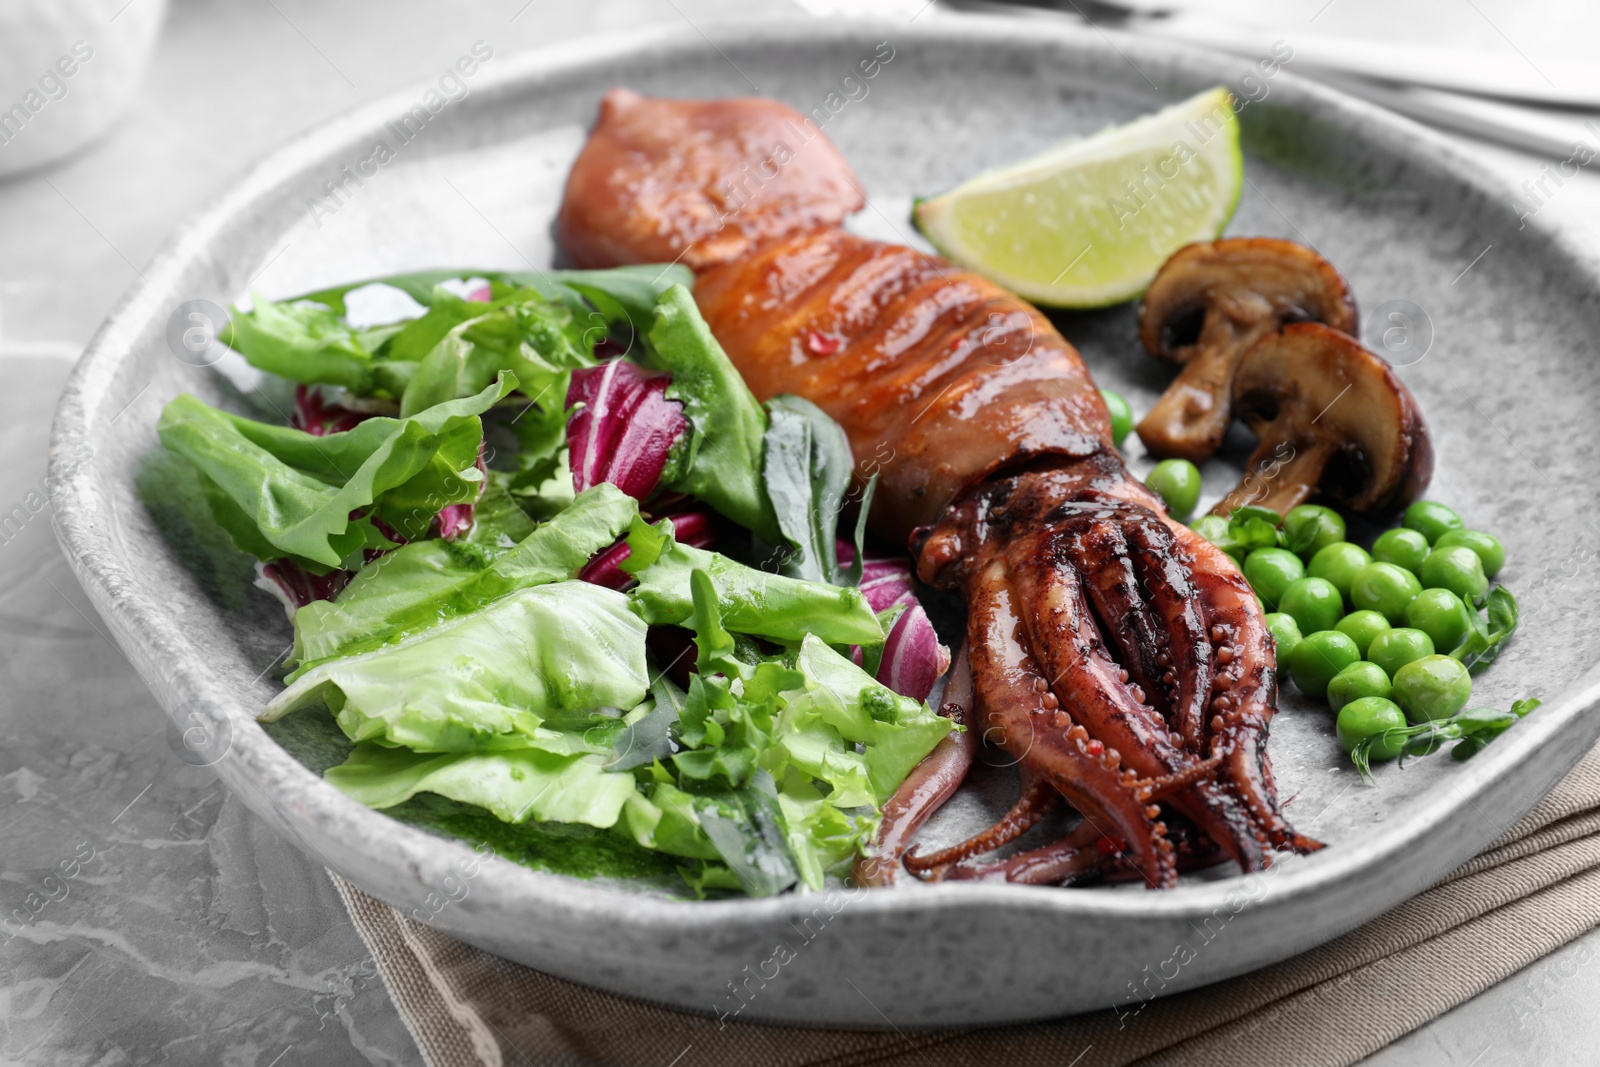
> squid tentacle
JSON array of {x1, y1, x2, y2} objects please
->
[
  {"x1": 942, "y1": 819, "x2": 1112, "y2": 886},
  {"x1": 1061, "y1": 516, "x2": 1170, "y2": 717},
  {"x1": 853, "y1": 649, "x2": 979, "y2": 887},
  {"x1": 903, "y1": 767, "x2": 1057, "y2": 877},
  {"x1": 968, "y1": 557, "x2": 1177, "y2": 889},
  {"x1": 1180, "y1": 529, "x2": 1324, "y2": 855},
  {"x1": 1121, "y1": 512, "x2": 1215, "y2": 751},
  {"x1": 1012, "y1": 525, "x2": 1268, "y2": 874}
]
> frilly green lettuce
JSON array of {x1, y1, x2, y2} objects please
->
[
  {"x1": 620, "y1": 515, "x2": 882, "y2": 647},
  {"x1": 327, "y1": 744, "x2": 637, "y2": 828},
  {"x1": 264, "y1": 580, "x2": 648, "y2": 752},
  {"x1": 156, "y1": 374, "x2": 513, "y2": 570},
  {"x1": 290, "y1": 483, "x2": 637, "y2": 673}
]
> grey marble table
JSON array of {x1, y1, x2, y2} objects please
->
[{"x1": 4, "y1": 0, "x2": 1600, "y2": 1064}]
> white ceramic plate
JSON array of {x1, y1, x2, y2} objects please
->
[{"x1": 49, "y1": 17, "x2": 1600, "y2": 1026}]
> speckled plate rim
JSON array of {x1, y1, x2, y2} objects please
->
[{"x1": 47, "y1": 14, "x2": 1600, "y2": 1016}]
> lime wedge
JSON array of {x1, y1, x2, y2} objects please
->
[{"x1": 913, "y1": 87, "x2": 1242, "y2": 308}]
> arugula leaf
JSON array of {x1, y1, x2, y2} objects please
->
[
  {"x1": 264, "y1": 581, "x2": 650, "y2": 752},
  {"x1": 694, "y1": 772, "x2": 800, "y2": 898},
  {"x1": 290, "y1": 484, "x2": 638, "y2": 671},
  {"x1": 326, "y1": 743, "x2": 637, "y2": 828},
  {"x1": 645, "y1": 285, "x2": 780, "y2": 544},
  {"x1": 763, "y1": 395, "x2": 855, "y2": 585},
  {"x1": 157, "y1": 375, "x2": 512, "y2": 570},
  {"x1": 845, "y1": 474, "x2": 878, "y2": 588},
  {"x1": 688, "y1": 568, "x2": 743, "y2": 679},
  {"x1": 619, "y1": 515, "x2": 883, "y2": 646},
  {"x1": 604, "y1": 676, "x2": 687, "y2": 773}
]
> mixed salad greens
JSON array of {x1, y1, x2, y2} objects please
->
[{"x1": 156, "y1": 266, "x2": 953, "y2": 897}]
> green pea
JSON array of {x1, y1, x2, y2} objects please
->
[
  {"x1": 1327, "y1": 660, "x2": 1393, "y2": 714},
  {"x1": 1244, "y1": 548, "x2": 1305, "y2": 608},
  {"x1": 1192, "y1": 514, "x2": 1229, "y2": 545},
  {"x1": 1349, "y1": 562, "x2": 1423, "y2": 624},
  {"x1": 1278, "y1": 577, "x2": 1344, "y2": 636},
  {"x1": 1371, "y1": 528, "x2": 1430, "y2": 573},
  {"x1": 1391, "y1": 654, "x2": 1473, "y2": 723},
  {"x1": 1334, "y1": 610, "x2": 1390, "y2": 659},
  {"x1": 1368, "y1": 627, "x2": 1435, "y2": 680},
  {"x1": 1146, "y1": 459, "x2": 1202, "y2": 522},
  {"x1": 1283, "y1": 504, "x2": 1346, "y2": 559},
  {"x1": 1101, "y1": 389, "x2": 1134, "y2": 448},
  {"x1": 1434, "y1": 528, "x2": 1505, "y2": 579},
  {"x1": 1402, "y1": 501, "x2": 1465, "y2": 545},
  {"x1": 1404, "y1": 588, "x2": 1472, "y2": 655},
  {"x1": 1264, "y1": 612, "x2": 1303, "y2": 662},
  {"x1": 1419, "y1": 545, "x2": 1489, "y2": 605},
  {"x1": 1289, "y1": 630, "x2": 1361, "y2": 699},
  {"x1": 1307, "y1": 542, "x2": 1371, "y2": 607},
  {"x1": 1336, "y1": 696, "x2": 1409, "y2": 760}
]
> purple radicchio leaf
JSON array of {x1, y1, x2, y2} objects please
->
[
  {"x1": 435, "y1": 441, "x2": 487, "y2": 541},
  {"x1": 291, "y1": 384, "x2": 372, "y2": 436},
  {"x1": 578, "y1": 511, "x2": 718, "y2": 592},
  {"x1": 566, "y1": 359, "x2": 687, "y2": 501},
  {"x1": 878, "y1": 603, "x2": 950, "y2": 703},
  {"x1": 253, "y1": 559, "x2": 351, "y2": 620},
  {"x1": 837, "y1": 539, "x2": 950, "y2": 701}
]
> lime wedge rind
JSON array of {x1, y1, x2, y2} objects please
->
[{"x1": 912, "y1": 88, "x2": 1243, "y2": 309}]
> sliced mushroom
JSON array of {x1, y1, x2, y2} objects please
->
[
  {"x1": 1135, "y1": 238, "x2": 1358, "y2": 463},
  {"x1": 1212, "y1": 322, "x2": 1432, "y2": 517}
]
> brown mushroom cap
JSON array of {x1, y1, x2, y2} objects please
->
[
  {"x1": 1212, "y1": 322, "x2": 1432, "y2": 517},
  {"x1": 1135, "y1": 238, "x2": 1358, "y2": 464}
]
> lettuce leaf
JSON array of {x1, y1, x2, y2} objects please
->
[
  {"x1": 634, "y1": 572, "x2": 948, "y2": 892},
  {"x1": 770, "y1": 636, "x2": 951, "y2": 805},
  {"x1": 327, "y1": 744, "x2": 636, "y2": 828},
  {"x1": 290, "y1": 484, "x2": 637, "y2": 671},
  {"x1": 619, "y1": 516, "x2": 881, "y2": 646},
  {"x1": 221, "y1": 294, "x2": 407, "y2": 394},
  {"x1": 156, "y1": 375, "x2": 512, "y2": 569},
  {"x1": 264, "y1": 581, "x2": 649, "y2": 752},
  {"x1": 399, "y1": 295, "x2": 592, "y2": 417},
  {"x1": 645, "y1": 285, "x2": 780, "y2": 544},
  {"x1": 622, "y1": 776, "x2": 800, "y2": 897},
  {"x1": 222, "y1": 266, "x2": 691, "y2": 397}
]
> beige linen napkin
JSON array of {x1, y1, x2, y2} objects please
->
[{"x1": 331, "y1": 746, "x2": 1600, "y2": 1067}]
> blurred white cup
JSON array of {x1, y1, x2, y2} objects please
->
[{"x1": 0, "y1": 0, "x2": 167, "y2": 177}]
